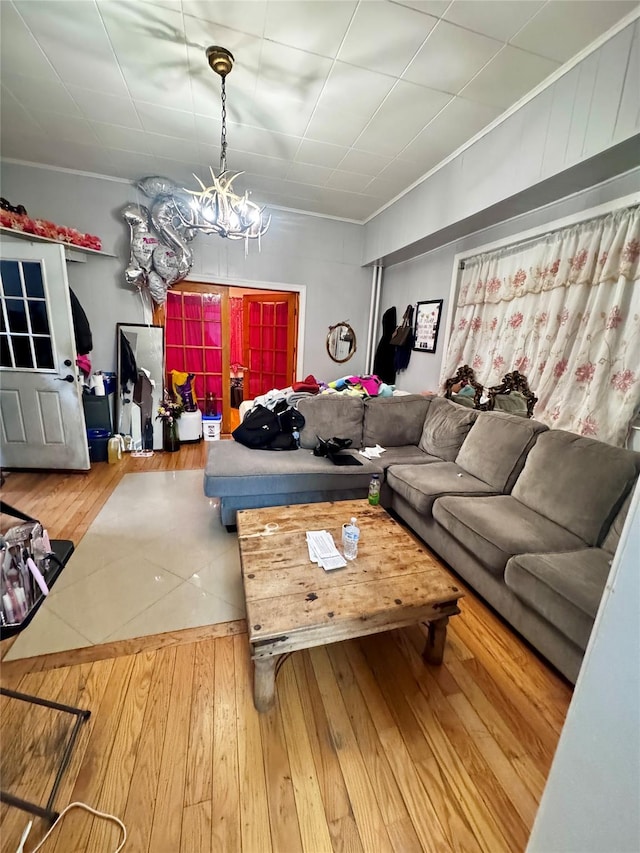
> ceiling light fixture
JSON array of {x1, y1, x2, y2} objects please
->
[{"x1": 179, "y1": 46, "x2": 269, "y2": 248}]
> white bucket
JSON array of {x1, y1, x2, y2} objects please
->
[{"x1": 203, "y1": 416, "x2": 222, "y2": 441}]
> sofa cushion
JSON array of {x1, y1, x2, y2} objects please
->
[
  {"x1": 297, "y1": 396, "x2": 364, "y2": 450},
  {"x1": 511, "y1": 430, "x2": 638, "y2": 545},
  {"x1": 363, "y1": 394, "x2": 430, "y2": 447},
  {"x1": 455, "y1": 411, "x2": 547, "y2": 493},
  {"x1": 371, "y1": 445, "x2": 441, "y2": 471},
  {"x1": 418, "y1": 397, "x2": 479, "y2": 462},
  {"x1": 601, "y1": 491, "x2": 633, "y2": 555},
  {"x1": 204, "y1": 441, "x2": 379, "y2": 497},
  {"x1": 433, "y1": 494, "x2": 586, "y2": 575},
  {"x1": 388, "y1": 462, "x2": 498, "y2": 515},
  {"x1": 505, "y1": 549, "x2": 613, "y2": 649}
]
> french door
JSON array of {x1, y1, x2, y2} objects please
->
[
  {"x1": 243, "y1": 292, "x2": 297, "y2": 400},
  {"x1": 163, "y1": 284, "x2": 229, "y2": 431},
  {"x1": 158, "y1": 284, "x2": 297, "y2": 433},
  {"x1": 0, "y1": 240, "x2": 89, "y2": 470}
]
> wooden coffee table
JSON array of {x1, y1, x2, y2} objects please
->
[{"x1": 237, "y1": 499, "x2": 463, "y2": 712}]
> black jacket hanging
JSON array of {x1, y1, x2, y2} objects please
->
[
  {"x1": 373, "y1": 306, "x2": 397, "y2": 385},
  {"x1": 393, "y1": 304, "x2": 414, "y2": 373},
  {"x1": 119, "y1": 330, "x2": 138, "y2": 392},
  {"x1": 69, "y1": 288, "x2": 93, "y2": 355}
]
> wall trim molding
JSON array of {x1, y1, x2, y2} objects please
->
[
  {"x1": 0, "y1": 158, "x2": 362, "y2": 226},
  {"x1": 0, "y1": 157, "x2": 134, "y2": 185}
]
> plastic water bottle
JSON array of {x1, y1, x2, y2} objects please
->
[
  {"x1": 368, "y1": 474, "x2": 381, "y2": 505},
  {"x1": 343, "y1": 517, "x2": 360, "y2": 561}
]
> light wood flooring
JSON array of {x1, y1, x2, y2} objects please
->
[{"x1": 0, "y1": 445, "x2": 572, "y2": 852}]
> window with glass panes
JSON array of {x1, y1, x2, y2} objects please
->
[{"x1": 0, "y1": 260, "x2": 55, "y2": 370}]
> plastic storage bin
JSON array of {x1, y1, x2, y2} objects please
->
[
  {"x1": 178, "y1": 409, "x2": 203, "y2": 442},
  {"x1": 203, "y1": 415, "x2": 222, "y2": 441},
  {"x1": 87, "y1": 428, "x2": 110, "y2": 462}
]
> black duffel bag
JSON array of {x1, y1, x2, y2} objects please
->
[{"x1": 232, "y1": 401, "x2": 305, "y2": 451}]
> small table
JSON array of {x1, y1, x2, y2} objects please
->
[{"x1": 237, "y1": 499, "x2": 463, "y2": 712}]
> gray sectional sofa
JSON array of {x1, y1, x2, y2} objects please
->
[{"x1": 204, "y1": 394, "x2": 639, "y2": 683}]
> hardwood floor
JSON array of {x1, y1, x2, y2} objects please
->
[{"x1": 0, "y1": 446, "x2": 572, "y2": 852}]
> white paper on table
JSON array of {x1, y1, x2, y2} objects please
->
[{"x1": 306, "y1": 531, "x2": 347, "y2": 570}]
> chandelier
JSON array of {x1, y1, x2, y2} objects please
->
[{"x1": 179, "y1": 46, "x2": 270, "y2": 245}]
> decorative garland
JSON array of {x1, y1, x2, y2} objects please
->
[{"x1": 0, "y1": 198, "x2": 102, "y2": 251}]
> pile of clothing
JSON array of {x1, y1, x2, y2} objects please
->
[
  {"x1": 251, "y1": 373, "x2": 394, "y2": 413},
  {"x1": 322, "y1": 374, "x2": 395, "y2": 398}
]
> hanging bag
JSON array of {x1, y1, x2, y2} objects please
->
[{"x1": 390, "y1": 304, "x2": 414, "y2": 348}]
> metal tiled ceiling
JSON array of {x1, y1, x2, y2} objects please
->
[{"x1": 1, "y1": 0, "x2": 637, "y2": 222}]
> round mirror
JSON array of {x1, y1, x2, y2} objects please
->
[{"x1": 327, "y1": 322, "x2": 356, "y2": 363}]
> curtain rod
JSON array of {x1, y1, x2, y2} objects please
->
[{"x1": 463, "y1": 202, "x2": 639, "y2": 269}]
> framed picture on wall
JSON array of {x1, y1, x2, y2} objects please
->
[{"x1": 413, "y1": 299, "x2": 443, "y2": 353}]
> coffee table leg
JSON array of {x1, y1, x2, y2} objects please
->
[
  {"x1": 253, "y1": 656, "x2": 279, "y2": 712},
  {"x1": 423, "y1": 616, "x2": 449, "y2": 664}
]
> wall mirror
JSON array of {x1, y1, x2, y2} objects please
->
[
  {"x1": 327, "y1": 322, "x2": 356, "y2": 363},
  {"x1": 116, "y1": 323, "x2": 164, "y2": 450}
]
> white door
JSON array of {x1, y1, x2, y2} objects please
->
[{"x1": 0, "y1": 239, "x2": 90, "y2": 470}]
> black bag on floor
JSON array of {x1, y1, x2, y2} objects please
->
[{"x1": 232, "y1": 402, "x2": 305, "y2": 451}]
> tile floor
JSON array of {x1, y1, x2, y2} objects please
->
[{"x1": 5, "y1": 470, "x2": 245, "y2": 661}]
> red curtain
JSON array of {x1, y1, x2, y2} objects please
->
[
  {"x1": 165, "y1": 290, "x2": 223, "y2": 406},
  {"x1": 229, "y1": 297, "x2": 243, "y2": 367}
]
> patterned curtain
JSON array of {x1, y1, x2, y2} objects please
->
[{"x1": 441, "y1": 205, "x2": 640, "y2": 445}]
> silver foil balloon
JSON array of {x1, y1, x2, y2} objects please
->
[
  {"x1": 148, "y1": 271, "x2": 169, "y2": 305},
  {"x1": 121, "y1": 177, "x2": 197, "y2": 305},
  {"x1": 122, "y1": 203, "x2": 157, "y2": 279},
  {"x1": 137, "y1": 175, "x2": 182, "y2": 199}
]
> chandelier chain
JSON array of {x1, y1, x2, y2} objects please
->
[
  {"x1": 179, "y1": 44, "x2": 270, "y2": 244},
  {"x1": 220, "y1": 75, "x2": 228, "y2": 173}
]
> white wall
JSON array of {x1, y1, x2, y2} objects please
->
[
  {"x1": 527, "y1": 483, "x2": 640, "y2": 853},
  {"x1": 364, "y1": 19, "x2": 640, "y2": 266},
  {"x1": 0, "y1": 162, "x2": 371, "y2": 381},
  {"x1": 379, "y1": 167, "x2": 640, "y2": 394}
]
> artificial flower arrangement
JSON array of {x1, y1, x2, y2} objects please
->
[
  {"x1": 156, "y1": 392, "x2": 184, "y2": 425},
  {"x1": 0, "y1": 203, "x2": 102, "y2": 251}
]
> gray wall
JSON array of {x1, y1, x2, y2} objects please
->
[
  {"x1": 0, "y1": 162, "x2": 371, "y2": 381},
  {"x1": 527, "y1": 484, "x2": 640, "y2": 853},
  {"x1": 380, "y1": 167, "x2": 640, "y2": 394},
  {"x1": 365, "y1": 20, "x2": 640, "y2": 266}
]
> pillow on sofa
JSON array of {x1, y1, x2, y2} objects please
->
[
  {"x1": 456, "y1": 410, "x2": 547, "y2": 492},
  {"x1": 492, "y1": 391, "x2": 529, "y2": 416},
  {"x1": 297, "y1": 395, "x2": 364, "y2": 450},
  {"x1": 451, "y1": 393, "x2": 475, "y2": 408},
  {"x1": 418, "y1": 397, "x2": 479, "y2": 462},
  {"x1": 512, "y1": 430, "x2": 639, "y2": 545},
  {"x1": 363, "y1": 394, "x2": 430, "y2": 447}
]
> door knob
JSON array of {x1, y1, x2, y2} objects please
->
[{"x1": 56, "y1": 375, "x2": 75, "y2": 383}]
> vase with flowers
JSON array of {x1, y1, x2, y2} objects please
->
[{"x1": 157, "y1": 392, "x2": 184, "y2": 452}]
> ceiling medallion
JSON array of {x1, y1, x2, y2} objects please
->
[{"x1": 179, "y1": 46, "x2": 270, "y2": 248}]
